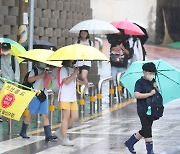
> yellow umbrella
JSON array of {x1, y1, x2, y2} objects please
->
[
  {"x1": 47, "y1": 44, "x2": 109, "y2": 61},
  {"x1": 18, "y1": 49, "x2": 62, "y2": 67}
]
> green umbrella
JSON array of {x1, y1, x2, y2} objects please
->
[
  {"x1": 0, "y1": 38, "x2": 26, "y2": 63},
  {"x1": 120, "y1": 59, "x2": 180, "y2": 104}
]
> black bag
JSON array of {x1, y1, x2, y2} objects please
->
[
  {"x1": 110, "y1": 52, "x2": 128, "y2": 67},
  {"x1": 146, "y1": 91, "x2": 164, "y2": 121},
  {"x1": 36, "y1": 90, "x2": 47, "y2": 102},
  {"x1": 22, "y1": 66, "x2": 38, "y2": 90}
]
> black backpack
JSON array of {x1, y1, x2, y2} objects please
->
[
  {"x1": 142, "y1": 80, "x2": 164, "y2": 121},
  {"x1": 22, "y1": 66, "x2": 38, "y2": 90}
]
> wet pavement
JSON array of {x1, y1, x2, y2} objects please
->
[{"x1": 0, "y1": 40, "x2": 180, "y2": 154}]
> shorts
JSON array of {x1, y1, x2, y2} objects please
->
[
  {"x1": 78, "y1": 65, "x2": 90, "y2": 73},
  {"x1": 29, "y1": 97, "x2": 48, "y2": 114},
  {"x1": 59, "y1": 101, "x2": 78, "y2": 110}
]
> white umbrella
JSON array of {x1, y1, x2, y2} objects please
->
[{"x1": 69, "y1": 19, "x2": 119, "y2": 34}]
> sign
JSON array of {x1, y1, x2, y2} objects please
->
[{"x1": 0, "y1": 82, "x2": 36, "y2": 121}]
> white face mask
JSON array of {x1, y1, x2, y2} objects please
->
[
  {"x1": 146, "y1": 74, "x2": 155, "y2": 81},
  {"x1": 2, "y1": 51, "x2": 10, "y2": 55}
]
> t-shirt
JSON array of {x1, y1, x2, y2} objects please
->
[
  {"x1": 58, "y1": 66, "x2": 77, "y2": 102},
  {"x1": 134, "y1": 77, "x2": 155, "y2": 114},
  {"x1": 0, "y1": 55, "x2": 20, "y2": 89},
  {"x1": 76, "y1": 39, "x2": 93, "y2": 67}
]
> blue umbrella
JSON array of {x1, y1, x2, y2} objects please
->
[{"x1": 120, "y1": 59, "x2": 180, "y2": 104}]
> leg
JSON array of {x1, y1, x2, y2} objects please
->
[
  {"x1": 42, "y1": 114, "x2": 57, "y2": 142},
  {"x1": 68, "y1": 110, "x2": 78, "y2": 128},
  {"x1": 61, "y1": 109, "x2": 70, "y2": 137},
  {"x1": 19, "y1": 114, "x2": 33, "y2": 139},
  {"x1": 125, "y1": 132, "x2": 141, "y2": 154},
  {"x1": 81, "y1": 69, "x2": 89, "y2": 87}
]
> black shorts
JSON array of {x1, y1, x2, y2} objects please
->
[
  {"x1": 138, "y1": 113, "x2": 153, "y2": 138},
  {"x1": 78, "y1": 65, "x2": 90, "y2": 73}
]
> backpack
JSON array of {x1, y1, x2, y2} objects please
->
[
  {"x1": 0, "y1": 55, "x2": 15, "y2": 73},
  {"x1": 77, "y1": 39, "x2": 92, "y2": 46},
  {"x1": 141, "y1": 80, "x2": 164, "y2": 121},
  {"x1": 22, "y1": 66, "x2": 38, "y2": 90}
]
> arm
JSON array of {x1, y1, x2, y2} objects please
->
[
  {"x1": 28, "y1": 72, "x2": 45, "y2": 83},
  {"x1": 63, "y1": 68, "x2": 79, "y2": 85},
  {"x1": 134, "y1": 89, "x2": 156, "y2": 99}
]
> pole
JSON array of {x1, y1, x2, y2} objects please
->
[{"x1": 28, "y1": 0, "x2": 35, "y2": 71}]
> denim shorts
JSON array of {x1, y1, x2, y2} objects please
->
[{"x1": 29, "y1": 97, "x2": 48, "y2": 115}]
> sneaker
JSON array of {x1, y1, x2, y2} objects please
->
[
  {"x1": 54, "y1": 128, "x2": 63, "y2": 141},
  {"x1": 61, "y1": 137, "x2": 74, "y2": 146},
  {"x1": 0, "y1": 118, "x2": 3, "y2": 122},
  {"x1": 45, "y1": 135, "x2": 58, "y2": 142}
]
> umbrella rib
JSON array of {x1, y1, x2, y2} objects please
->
[{"x1": 157, "y1": 71, "x2": 180, "y2": 85}]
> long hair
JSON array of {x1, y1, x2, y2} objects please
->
[
  {"x1": 62, "y1": 60, "x2": 71, "y2": 67},
  {"x1": 78, "y1": 30, "x2": 90, "y2": 40}
]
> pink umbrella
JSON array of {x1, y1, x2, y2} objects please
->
[{"x1": 111, "y1": 20, "x2": 145, "y2": 36}]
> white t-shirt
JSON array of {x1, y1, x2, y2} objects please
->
[
  {"x1": 76, "y1": 39, "x2": 93, "y2": 67},
  {"x1": 58, "y1": 66, "x2": 77, "y2": 102}
]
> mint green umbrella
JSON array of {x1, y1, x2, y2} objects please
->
[
  {"x1": 0, "y1": 38, "x2": 26, "y2": 63},
  {"x1": 120, "y1": 59, "x2": 180, "y2": 104}
]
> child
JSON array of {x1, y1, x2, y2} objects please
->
[
  {"x1": 125, "y1": 62, "x2": 157, "y2": 154},
  {"x1": 55, "y1": 60, "x2": 80, "y2": 146},
  {"x1": 76, "y1": 30, "x2": 93, "y2": 95},
  {"x1": 19, "y1": 62, "x2": 57, "y2": 142}
]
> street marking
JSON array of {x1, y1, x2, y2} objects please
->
[
  {"x1": 0, "y1": 136, "x2": 44, "y2": 153},
  {"x1": 36, "y1": 137, "x2": 104, "y2": 154}
]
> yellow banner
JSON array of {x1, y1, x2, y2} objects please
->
[{"x1": 0, "y1": 82, "x2": 36, "y2": 121}]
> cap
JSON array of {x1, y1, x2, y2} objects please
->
[
  {"x1": 142, "y1": 62, "x2": 157, "y2": 72},
  {"x1": 1, "y1": 42, "x2": 11, "y2": 50}
]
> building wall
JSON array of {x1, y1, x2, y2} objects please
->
[{"x1": 0, "y1": 0, "x2": 92, "y2": 48}]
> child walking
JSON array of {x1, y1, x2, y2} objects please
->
[
  {"x1": 55, "y1": 60, "x2": 80, "y2": 146},
  {"x1": 19, "y1": 62, "x2": 57, "y2": 142}
]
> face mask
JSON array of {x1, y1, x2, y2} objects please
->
[
  {"x1": 39, "y1": 63, "x2": 46, "y2": 69},
  {"x1": 2, "y1": 51, "x2": 10, "y2": 55},
  {"x1": 146, "y1": 74, "x2": 155, "y2": 81}
]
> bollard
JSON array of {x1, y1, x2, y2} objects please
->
[
  {"x1": 116, "y1": 72, "x2": 123, "y2": 103},
  {"x1": 79, "y1": 93, "x2": 85, "y2": 118},
  {"x1": 109, "y1": 80, "x2": 115, "y2": 107},
  {"x1": 47, "y1": 90, "x2": 55, "y2": 127},
  {"x1": 8, "y1": 119, "x2": 13, "y2": 134},
  {"x1": 97, "y1": 76, "x2": 113, "y2": 112},
  {"x1": 89, "y1": 85, "x2": 96, "y2": 114}
]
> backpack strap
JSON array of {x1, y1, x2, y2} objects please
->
[
  {"x1": 0, "y1": 55, "x2": 16, "y2": 73},
  {"x1": 89, "y1": 39, "x2": 91, "y2": 46},
  {"x1": 57, "y1": 67, "x2": 63, "y2": 87},
  {"x1": 33, "y1": 66, "x2": 38, "y2": 76},
  {"x1": 11, "y1": 56, "x2": 15, "y2": 73}
]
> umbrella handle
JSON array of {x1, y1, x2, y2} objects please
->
[{"x1": 77, "y1": 82, "x2": 85, "y2": 95}]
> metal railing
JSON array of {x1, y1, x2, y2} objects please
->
[{"x1": 97, "y1": 76, "x2": 114, "y2": 112}]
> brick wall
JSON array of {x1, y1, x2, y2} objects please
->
[{"x1": 0, "y1": 0, "x2": 92, "y2": 47}]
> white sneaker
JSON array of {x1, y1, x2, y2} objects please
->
[
  {"x1": 54, "y1": 128, "x2": 63, "y2": 141},
  {"x1": 61, "y1": 137, "x2": 74, "y2": 146}
]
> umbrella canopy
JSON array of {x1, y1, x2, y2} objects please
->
[
  {"x1": 21, "y1": 40, "x2": 57, "y2": 51},
  {"x1": 120, "y1": 59, "x2": 180, "y2": 104},
  {"x1": 48, "y1": 44, "x2": 109, "y2": 61},
  {"x1": 0, "y1": 38, "x2": 26, "y2": 63},
  {"x1": 18, "y1": 49, "x2": 62, "y2": 67},
  {"x1": 111, "y1": 20, "x2": 145, "y2": 36},
  {"x1": 69, "y1": 19, "x2": 119, "y2": 34}
]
